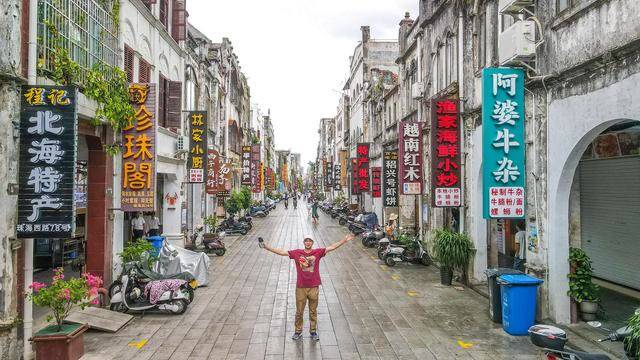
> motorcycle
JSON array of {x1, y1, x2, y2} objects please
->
[
  {"x1": 218, "y1": 218, "x2": 249, "y2": 236},
  {"x1": 361, "y1": 225, "x2": 385, "y2": 248},
  {"x1": 238, "y1": 214, "x2": 253, "y2": 229},
  {"x1": 186, "y1": 226, "x2": 226, "y2": 256},
  {"x1": 528, "y1": 321, "x2": 638, "y2": 360},
  {"x1": 349, "y1": 212, "x2": 378, "y2": 236},
  {"x1": 381, "y1": 233, "x2": 432, "y2": 267},
  {"x1": 109, "y1": 267, "x2": 191, "y2": 314}
]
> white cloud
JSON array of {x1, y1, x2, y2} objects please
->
[{"x1": 187, "y1": 0, "x2": 417, "y2": 164}]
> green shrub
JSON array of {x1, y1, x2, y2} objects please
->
[
  {"x1": 567, "y1": 247, "x2": 600, "y2": 302},
  {"x1": 432, "y1": 229, "x2": 473, "y2": 271}
]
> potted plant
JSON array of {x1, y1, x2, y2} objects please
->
[
  {"x1": 204, "y1": 214, "x2": 219, "y2": 234},
  {"x1": 432, "y1": 229, "x2": 474, "y2": 286},
  {"x1": 28, "y1": 268, "x2": 103, "y2": 360},
  {"x1": 567, "y1": 247, "x2": 600, "y2": 321},
  {"x1": 625, "y1": 307, "x2": 640, "y2": 359}
]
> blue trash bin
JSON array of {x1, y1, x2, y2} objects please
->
[
  {"x1": 146, "y1": 236, "x2": 165, "y2": 257},
  {"x1": 497, "y1": 274, "x2": 543, "y2": 336}
]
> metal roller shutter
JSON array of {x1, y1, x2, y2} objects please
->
[{"x1": 579, "y1": 156, "x2": 640, "y2": 290}]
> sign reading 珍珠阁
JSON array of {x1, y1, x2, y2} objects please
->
[
  {"x1": 18, "y1": 86, "x2": 77, "y2": 238},
  {"x1": 122, "y1": 83, "x2": 156, "y2": 212},
  {"x1": 482, "y1": 68, "x2": 526, "y2": 219},
  {"x1": 383, "y1": 151, "x2": 398, "y2": 207},
  {"x1": 241, "y1": 146, "x2": 251, "y2": 185},
  {"x1": 187, "y1": 111, "x2": 207, "y2": 183},
  {"x1": 431, "y1": 99, "x2": 462, "y2": 207},
  {"x1": 399, "y1": 121, "x2": 422, "y2": 195}
]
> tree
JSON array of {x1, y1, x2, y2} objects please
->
[
  {"x1": 240, "y1": 186, "x2": 252, "y2": 211},
  {"x1": 224, "y1": 191, "x2": 243, "y2": 217}
]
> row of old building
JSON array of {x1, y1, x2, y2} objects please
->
[
  {"x1": 0, "y1": 0, "x2": 298, "y2": 358},
  {"x1": 313, "y1": 0, "x2": 640, "y2": 330}
]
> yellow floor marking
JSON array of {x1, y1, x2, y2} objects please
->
[
  {"x1": 128, "y1": 339, "x2": 148, "y2": 349},
  {"x1": 380, "y1": 265, "x2": 388, "y2": 271},
  {"x1": 391, "y1": 274, "x2": 400, "y2": 281},
  {"x1": 457, "y1": 340, "x2": 473, "y2": 349},
  {"x1": 407, "y1": 290, "x2": 418, "y2": 297}
]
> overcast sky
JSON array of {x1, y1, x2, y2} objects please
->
[{"x1": 187, "y1": 0, "x2": 417, "y2": 164}]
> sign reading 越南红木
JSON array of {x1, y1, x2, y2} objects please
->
[
  {"x1": 122, "y1": 84, "x2": 156, "y2": 212},
  {"x1": 399, "y1": 121, "x2": 422, "y2": 195},
  {"x1": 187, "y1": 111, "x2": 207, "y2": 183},
  {"x1": 431, "y1": 99, "x2": 462, "y2": 207},
  {"x1": 18, "y1": 86, "x2": 77, "y2": 238},
  {"x1": 383, "y1": 151, "x2": 398, "y2": 207},
  {"x1": 482, "y1": 68, "x2": 526, "y2": 219}
]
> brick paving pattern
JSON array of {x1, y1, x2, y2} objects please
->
[{"x1": 82, "y1": 205, "x2": 541, "y2": 359}]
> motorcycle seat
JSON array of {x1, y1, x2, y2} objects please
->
[{"x1": 562, "y1": 349, "x2": 611, "y2": 360}]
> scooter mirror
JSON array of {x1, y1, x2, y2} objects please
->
[{"x1": 587, "y1": 321, "x2": 602, "y2": 328}]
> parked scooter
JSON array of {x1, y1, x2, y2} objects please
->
[
  {"x1": 187, "y1": 225, "x2": 226, "y2": 256},
  {"x1": 238, "y1": 214, "x2": 253, "y2": 229},
  {"x1": 528, "y1": 321, "x2": 638, "y2": 360},
  {"x1": 361, "y1": 225, "x2": 385, "y2": 248},
  {"x1": 380, "y1": 233, "x2": 432, "y2": 267},
  {"x1": 110, "y1": 267, "x2": 191, "y2": 314},
  {"x1": 218, "y1": 218, "x2": 249, "y2": 235}
]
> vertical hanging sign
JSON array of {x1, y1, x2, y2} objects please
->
[
  {"x1": 383, "y1": 151, "x2": 399, "y2": 207},
  {"x1": 241, "y1": 146, "x2": 251, "y2": 185},
  {"x1": 325, "y1": 161, "x2": 333, "y2": 189},
  {"x1": 431, "y1": 99, "x2": 462, "y2": 207},
  {"x1": 356, "y1": 143, "x2": 370, "y2": 192},
  {"x1": 251, "y1": 145, "x2": 260, "y2": 193},
  {"x1": 18, "y1": 85, "x2": 77, "y2": 238},
  {"x1": 482, "y1": 68, "x2": 526, "y2": 219},
  {"x1": 187, "y1": 111, "x2": 207, "y2": 183},
  {"x1": 206, "y1": 149, "x2": 219, "y2": 194},
  {"x1": 399, "y1": 121, "x2": 422, "y2": 194},
  {"x1": 371, "y1": 167, "x2": 382, "y2": 198},
  {"x1": 333, "y1": 164, "x2": 341, "y2": 191},
  {"x1": 122, "y1": 84, "x2": 156, "y2": 212}
]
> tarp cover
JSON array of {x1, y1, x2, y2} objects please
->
[{"x1": 153, "y1": 242, "x2": 210, "y2": 286}]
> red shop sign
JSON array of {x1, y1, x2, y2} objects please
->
[
  {"x1": 371, "y1": 167, "x2": 381, "y2": 198},
  {"x1": 430, "y1": 99, "x2": 462, "y2": 207}
]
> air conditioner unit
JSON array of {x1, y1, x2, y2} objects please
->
[
  {"x1": 411, "y1": 82, "x2": 424, "y2": 99},
  {"x1": 176, "y1": 135, "x2": 189, "y2": 152},
  {"x1": 499, "y1": 0, "x2": 533, "y2": 14},
  {"x1": 499, "y1": 21, "x2": 536, "y2": 66}
]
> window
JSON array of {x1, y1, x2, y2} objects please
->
[
  {"x1": 159, "y1": 0, "x2": 168, "y2": 29},
  {"x1": 138, "y1": 58, "x2": 151, "y2": 83},
  {"x1": 438, "y1": 43, "x2": 445, "y2": 91},
  {"x1": 171, "y1": 0, "x2": 187, "y2": 42},
  {"x1": 158, "y1": 72, "x2": 182, "y2": 129},
  {"x1": 557, "y1": 0, "x2": 581, "y2": 13},
  {"x1": 124, "y1": 45, "x2": 134, "y2": 82}
]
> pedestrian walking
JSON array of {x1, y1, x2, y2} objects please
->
[
  {"x1": 261, "y1": 233, "x2": 355, "y2": 341},
  {"x1": 131, "y1": 212, "x2": 145, "y2": 240},
  {"x1": 311, "y1": 199, "x2": 319, "y2": 224}
]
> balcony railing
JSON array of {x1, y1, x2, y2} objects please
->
[{"x1": 38, "y1": 0, "x2": 119, "y2": 85}]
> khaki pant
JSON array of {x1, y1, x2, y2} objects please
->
[{"x1": 295, "y1": 287, "x2": 319, "y2": 333}]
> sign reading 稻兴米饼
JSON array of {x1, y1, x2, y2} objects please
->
[
  {"x1": 17, "y1": 85, "x2": 77, "y2": 239},
  {"x1": 399, "y1": 121, "x2": 422, "y2": 195},
  {"x1": 482, "y1": 68, "x2": 526, "y2": 219},
  {"x1": 187, "y1": 111, "x2": 207, "y2": 183},
  {"x1": 431, "y1": 99, "x2": 462, "y2": 207},
  {"x1": 122, "y1": 83, "x2": 156, "y2": 212}
]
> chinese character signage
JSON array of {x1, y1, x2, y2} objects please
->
[
  {"x1": 482, "y1": 68, "x2": 525, "y2": 218},
  {"x1": 241, "y1": 146, "x2": 251, "y2": 185},
  {"x1": 333, "y1": 164, "x2": 341, "y2": 191},
  {"x1": 251, "y1": 145, "x2": 260, "y2": 193},
  {"x1": 356, "y1": 143, "x2": 370, "y2": 192},
  {"x1": 187, "y1": 111, "x2": 207, "y2": 183},
  {"x1": 325, "y1": 161, "x2": 333, "y2": 189},
  {"x1": 350, "y1": 158, "x2": 359, "y2": 194},
  {"x1": 399, "y1": 121, "x2": 422, "y2": 194},
  {"x1": 18, "y1": 85, "x2": 77, "y2": 238},
  {"x1": 383, "y1": 151, "x2": 398, "y2": 207},
  {"x1": 122, "y1": 83, "x2": 156, "y2": 212},
  {"x1": 206, "y1": 149, "x2": 219, "y2": 194},
  {"x1": 431, "y1": 99, "x2": 462, "y2": 207},
  {"x1": 339, "y1": 150, "x2": 347, "y2": 186},
  {"x1": 371, "y1": 167, "x2": 381, "y2": 198},
  {"x1": 218, "y1": 160, "x2": 232, "y2": 192}
]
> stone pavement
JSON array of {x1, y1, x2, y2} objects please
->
[{"x1": 82, "y1": 204, "x2": 542, "y2": 360}]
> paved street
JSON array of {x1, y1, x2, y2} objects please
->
[{"x1": 83, "y1": 205, "x2": 540, "y2": 360}]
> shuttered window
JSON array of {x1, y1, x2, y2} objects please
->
[
  {"x1": 159, "y1": 0, "x2": 169, "y2": 29},
  {"x1": 158, "y1": 73, "x2": 166, "y2": 127},
  {"x1": 124, "y1": 45, "x2": 134, "y2": 82},
  {"x1": 166, "y1": 80, "x2": 182, "y2": 128},
  {"x1": 171, "y1": 0, "x2": 187, "y2": 42},
  {"x1": 138, "y1": 58, "x2": 151, "y2": 83}
]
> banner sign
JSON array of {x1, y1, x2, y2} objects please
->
[
  {"x1": 333, "y1": 164, "x2": 341, "y2": 191},
  {"x1": 482, "y1": 68, "x2": 525, "y2": 218},
  {"x1": 340, "y1": 150, "x2": 347, "y2": 186},
  {"x1": 371, "y1": 167, "x2": 381, "y2": 198},
  {"x1": 122, "y1": 83, "x2": 156, "y2": 212},
  {"x1": 241, "y1": 146, "x2": 251, "y2": 185},
  {"x1": 18, "y1": 85, "x2": 77, "y2": 238},
  {"x1": 325, "y1": 161, "x2": 333, "y2": 189},
  {"x1": 206, "y1": 149, "x2": 219, "y2": 194},
  {"x1": 218, "y1": 160, "x2": 232, "y2": 192},
  {"x1": 350, "y1": 158, "x2": 358, "y2": 194},
  {"x1": 260, "y1": 162, "x2": 265, "y2": 191},
  {"x1": 251, "y1": 145, "x2": 260, "y2": 193},
  {"x1": 383, "y1": 151, "x2": 399, "y2": 207},
  {"x1": 431, "y1": 99, "x2": 462, "y2": 207},
  {"x1": 399, "y1": 121, "x2": 422, "y2": 195},
  {"x1": 187, "y1": 111, "x2": 207, "y2": 183},
  {"x1": 356, "y1": 143, "x2": 370, "y2": 192}
]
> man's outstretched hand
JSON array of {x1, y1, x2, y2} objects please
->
[{"x1": 344, "y1": 234, "x2": 355, "y2": 242}]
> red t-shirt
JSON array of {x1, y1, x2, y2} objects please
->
[{"x1": 288, "y1": 248, "x2": 326, "y2": 288}]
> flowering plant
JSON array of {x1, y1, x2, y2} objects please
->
[{"x1": 27, "y1": 268, "x2": 103, "y2": 331}]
